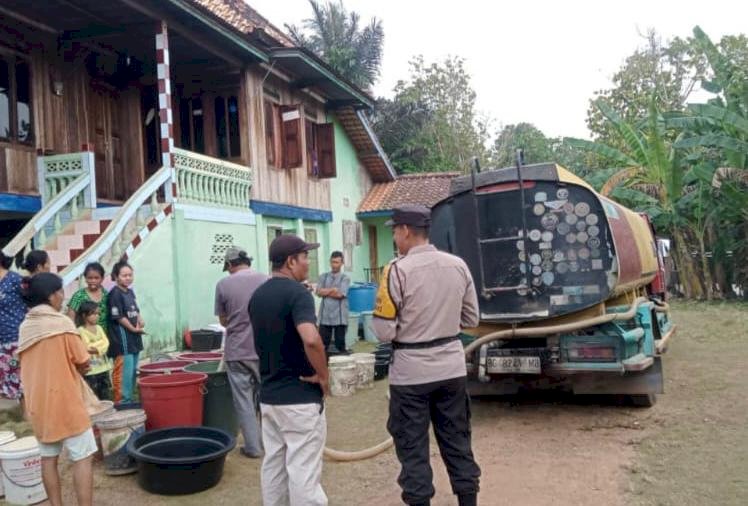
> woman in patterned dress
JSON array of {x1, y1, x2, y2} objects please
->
[
  {"x1": 0, "y1": 251, "x2": 26, "y2": 400},
  {"x1": 66, "y1": 262, "x2": 109, "y2": 328}
]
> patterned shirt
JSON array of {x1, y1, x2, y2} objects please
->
[
  {"x1": 317, "y1": 271, "x2": 350, "y2": 326},
  {"x1": 68, "y1": 288, "x2": 109, "y2": 327},
  {"x1": 0, "y1": 271, "x2": 26, "y2": 344}
]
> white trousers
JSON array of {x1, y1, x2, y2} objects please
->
[{"x1": 260, "y1": 402, "x2": 328, "y2": 506}]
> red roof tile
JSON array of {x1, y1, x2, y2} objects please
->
[
  {"x1": 189, "y1": 0, "x2": 294, "y2": 46},
  {"x1": 357, "y1": 172, "x2": 460, "y2": 213}
]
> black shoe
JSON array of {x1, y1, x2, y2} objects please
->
[{"x1": 458, "y1": 493, "x2": 477, "y2": 506}]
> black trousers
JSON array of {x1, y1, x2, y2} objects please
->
[
  {"x1": 388, "y1": 376, "x2": 481, "y2": 505},
  {"x1": 319, "y1": 325, "x2": 347, "y2": 354},
  {"x1": 84, "y1": 371, "x2": 112, "y2": 401}
]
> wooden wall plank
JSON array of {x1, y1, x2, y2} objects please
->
[{"x1": 244, "y1": 70, "x2": 330, "y2": 211}]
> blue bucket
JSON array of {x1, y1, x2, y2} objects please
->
[{"x1": 349, "y1": 283, "x2": 376, "y2": 312}]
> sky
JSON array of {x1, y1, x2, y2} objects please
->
[{"x1": 247, "y1": 0, "x2": 746, "y2": 140}]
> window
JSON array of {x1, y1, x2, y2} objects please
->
[
  {"x1": 280, "y1": 105, "x2": 303, "y2": 169},
  {"x1": 179, "y1": 97, "x2": 205, "y2": 154},
  {"x1": 304, "y1": 228, "x2": 319, "y2": 281},
  {"x1": 264, "y1": 100, "x2": 277, "y2": 166},
  {"x1": 0, "y1": 54, "x2": 33, "y2": 144},
  {"x1": 305, "y1": 119, "x2": 336, "y2": 179},
  {"x1": 214, "y1": 95, "x2": 241, "y2": 158}
]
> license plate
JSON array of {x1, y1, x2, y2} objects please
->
[{"x1": 486, "y1": 356, "x2": 541, "y2": 374}]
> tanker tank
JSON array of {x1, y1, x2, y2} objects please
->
[{"x1": 431, "y1": 163, "x2": 659, "y2": 323}]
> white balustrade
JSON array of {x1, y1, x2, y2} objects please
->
[{"x1": 173, "y1": 148, "x2": 252, "y2": 209}]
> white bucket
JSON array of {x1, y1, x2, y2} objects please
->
[
  {"x1": 0, "y1": 436, "x2": 46, "y2": 505},
  {"x1": 350, "y1": 353, "x2": 376, "y2": 389},
  {"x1": 89, "y1": 400, "x2": 115, "y2": 460},
  {"x1": 96, "y1": 409, "x2": 147, "y2": 476},
  {"x1": 329, "y1": 356, "x2": 357, "y2": 397},
  {"x1": 0, "y1": 431, "x2": 17, "y2": 498}
]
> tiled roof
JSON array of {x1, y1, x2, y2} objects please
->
[
  {"x1": 189, "y1": 0, "x2": 294, "y2": 46},
  {"x1": 335, "y1": 107, "x2": 395, "y2": 183},
  {"x1": 357, "y1": 172, "x2": 460, "y2": 213}
]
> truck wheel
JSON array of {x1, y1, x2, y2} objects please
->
[{"x1": 628, "y1": 394, "x2": 657, "y2": 407}]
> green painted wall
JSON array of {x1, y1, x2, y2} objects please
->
[
  {"x1": 328, "y1": 117, "x2": 372, "y2": 284},
  {"x1": 172, "y1": 210, "x2": 259, "y2": 337},
  {"x1": 127, "y1": 218, "x2": 179, "y2": 355},
  {"x1": 128, "y1": 210, "x2": 260, "y2": 355}
]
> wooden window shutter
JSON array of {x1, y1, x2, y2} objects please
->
[
  {"x1": 264, "y1": 100, "x2": 276, "y2": 166},
  {"x1": 279, "y1": 104, "x2": 303, "y2": 169},
  {"x1": 315, "y1": 123, "x2": 336, "y2": 178},
  {"x1": 306, "y1": 119, "x2": 318, "y2": 176}
]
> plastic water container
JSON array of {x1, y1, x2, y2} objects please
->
[
  {"x1": 0, "y1": 436, "x2": 46, "y2": 505},
  {"x1": 348, "y1": 283, "x2": 376, "y2": 312},
  {"x1": 89, "y1": 400, "x2": 115, "y2": 460},
  {"x1": 350, "y1": 353, "x2": 376, "y2": 389},
  {"x1": 328, "y1": 356, "x2": 357, "y2": 397},
  {"x1": 138, "y1": 360, "x2": 196, "y2": 378},
  {"x1": 183, "y1": 361, "x2": 239, "y2": 437},
  {"x1": 346, "y1": 312, "x2": 361, "y2": 349},
  {"x1": 176, "y1": 352, "x2": 223, "y2": 363},
  {"x1": 0, "y1": 431, "x2": 17, "y2": 498},
  {"x1": 96, "y1": 409, "x2": 147, "y2": 475},
  {"x1": 138, "y1": 372, "x2": 207, "y2": 430},
  {"x1": 361, "y1": 311, "x2": 378, "y2": 343}
]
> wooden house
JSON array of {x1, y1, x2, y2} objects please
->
[{"x1": 0, "y1": 0, "x2": 396, "y2": 352}]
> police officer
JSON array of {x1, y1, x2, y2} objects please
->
[{"x1": 372, "y1": 204, "x2": 481, "y2": 506}]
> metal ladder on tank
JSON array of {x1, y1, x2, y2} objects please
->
[{"x1": 471, "y1": 150, "x2": 532, "y2": 300}]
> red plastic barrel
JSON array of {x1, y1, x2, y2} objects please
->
[
  {"x1": 137, "y1": 372, "x2": 207, "y2": 430},
  {"x1": 176, "y1": 352, "x2": 223, "y2": 363},
  {"x1": 138, "y1": 360, "x2": 196, "y2": 378}
]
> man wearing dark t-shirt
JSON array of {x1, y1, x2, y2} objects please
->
[{"x1": 249, "y1": 234, "x2": 329, "y2": 506}]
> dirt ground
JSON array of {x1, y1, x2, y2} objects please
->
[{"x1": 3, "y1": 301, "x2": 746, "y2": 505}]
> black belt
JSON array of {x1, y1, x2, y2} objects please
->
[{"x1": 392, "y1": 334, "x2": 460, "y2": 350}]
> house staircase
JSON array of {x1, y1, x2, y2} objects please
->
[{"x1": 2, "y1": 148, "x2": 253, "y2": 298}]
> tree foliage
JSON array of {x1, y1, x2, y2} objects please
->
[
  {"x1": 286, "y1": 0, "x2": 384, "y2": 89},
  {"x1": 371, "y1": 56, "x2": 489, "y2": 173},
  {"x1": 568, "y1": 27, "x2": 748, "y2": 299},
  {"x1": 586, "y1": 31, "x2": 706, "y2": 152},
  {"x1": 492, "y1": 123, "x2": 554, "y2": 167}
]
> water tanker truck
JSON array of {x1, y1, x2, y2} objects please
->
[{"x1": 430, "y1": 162, "x2": 676, "y2": 407}]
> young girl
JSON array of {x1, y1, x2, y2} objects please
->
[
  {"x1": 107, "y1": 261, "x2": 144, "y2": 404},
  {"x1": 76, "y1": 301, "x2": 112, "y2": 401},
  {"x1": 68, "y1": 262, "x2": 108, "y2": 327}
]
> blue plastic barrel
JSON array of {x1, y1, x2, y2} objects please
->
[{"x1": 348, "y1": 283, "x2": 376, "y2": 312}]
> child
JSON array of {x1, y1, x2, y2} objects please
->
[
  {"x1": 76, "y1": 300, "x2": 112, "y2": 400},
  {"x1": 107, "y1": 261, "x2": 145, "y2": 404},
  {"x1": 67, "y1": 262, "x2": 109, "y2": 327}
]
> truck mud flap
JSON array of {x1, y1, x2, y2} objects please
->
[{"x1": 571, "y1": 356, "x2": 663, "y2": 395}]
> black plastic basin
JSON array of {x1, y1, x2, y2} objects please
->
[{"x1": 127, "y1": 426, "x2": 236, "y2": 495}]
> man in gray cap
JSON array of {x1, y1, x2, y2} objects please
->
[
  {"x1": 214, "y1": 246, "x2": 268, "y2": 458},
  {"x1": 372, "y1": 204, "x2": 481, "y2": 506},
  {"x1": 249, "y1": 234, "x2": 330, "y2": 506}
]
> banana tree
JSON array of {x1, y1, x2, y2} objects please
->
[{"x1": 565, "y1": 99, "x2": 706, "y2": 298}]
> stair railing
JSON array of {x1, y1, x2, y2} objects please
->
[
  {"x1": 2, "y1": 152, "x2": 96, "y2": 260},
  {"x1": 61, "y1": 166, "x2": 170, "y2": 286}
]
